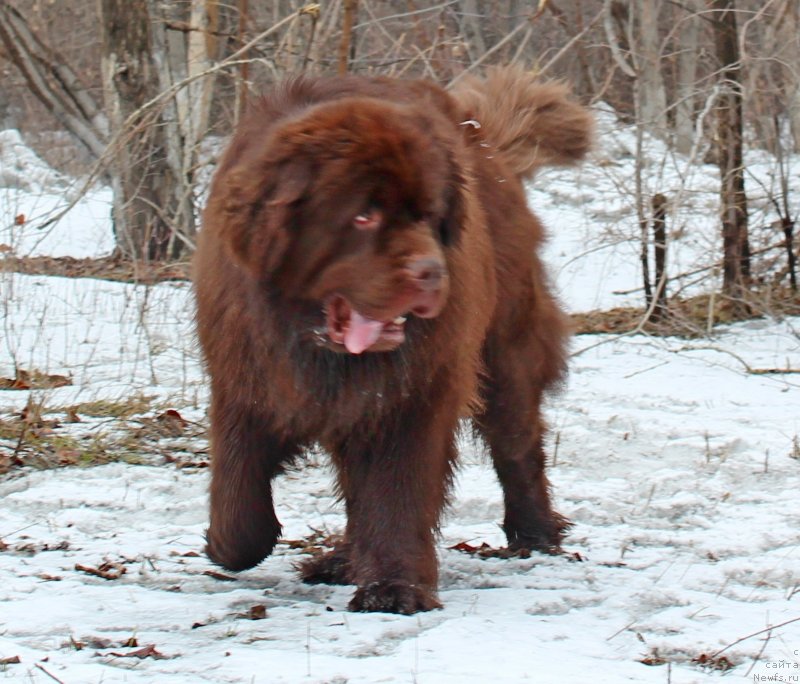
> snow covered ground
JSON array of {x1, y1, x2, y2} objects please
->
[{"x1": 1, "y1": 117, "x2": 799, "y2": 683}]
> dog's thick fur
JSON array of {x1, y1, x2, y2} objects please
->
[{"x1": 193, "y1": 67, "x2": 592, "y2": 614}]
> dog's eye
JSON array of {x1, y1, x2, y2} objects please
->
[
  {"x1": 437, "y1": 216, "x2": 453, "y2": 246},
  {"x1": 353, "y1": 208, "x2": 382, "y2": 231}
]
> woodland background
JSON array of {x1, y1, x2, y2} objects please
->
[{"x1": 0, "y1": 0, "x2": 799, "y2": 324}]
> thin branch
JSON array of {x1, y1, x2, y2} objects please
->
[
  {"x1": 603, "y1": 0, "x2": 636, "y2": 78},
  {"x1": 710, "y1": 616, "x2": 800, "y2": 659}
]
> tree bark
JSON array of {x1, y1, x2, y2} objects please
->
[
  {"x1": 338, "y1": 0, "x2": 358, "y2": 75},
  {"x1": 709, "y1": 0, "x2": 750, "y2": 305},
  {"x1": 98, "y1": 0, "x2": 199, "y2": 261},
  {"x1": 632, "y1": 0, "x2": 668, "y2": 137},
  {"x1": 774, "y1": 0, "x2": 800, "y2": 153},
  {"x1": 651, "y1": 193, "x2": 668, "y2": 321},
  {"x1": 0, "y1": 2, "x2": 107, "y2": 159},
  {"x1": 674, "y1": 0, "x2": 702, "y2": 154}
]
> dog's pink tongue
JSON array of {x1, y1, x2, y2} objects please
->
[{"x1": 345, "y1": 310, "x2": 383, "y2": 354}]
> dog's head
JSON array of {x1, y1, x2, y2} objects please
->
[{"x1": 209, "y1": 97, "x2": 466, "y2": 354}]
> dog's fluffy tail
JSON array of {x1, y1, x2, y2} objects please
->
[{"x1": 449, "y1": 66, "x2": 593, "y2": 180}]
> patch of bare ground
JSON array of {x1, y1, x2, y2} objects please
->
[
  {"x1": 3, "y1": 255, "x2": 799, "y2": 337},
  {"x1": 572, "y1": 286, "x2": 800, "y2": 336},
  {"x1": 0, "y1": 254, "x2": 191, "y2": 284},
  {"x1": 0, "y1": 395, "x2": 207, "y2": 476}
]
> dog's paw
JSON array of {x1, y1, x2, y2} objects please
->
[
  {"x1": 299, "y1": 549, "x2": 352, "y2": 585},
  {"x1": 505, "y1": 511, "x2": 572, "y2": 555},
  {"x1": 348, "y1": 580, "x2": 442, "y2": 615},
  {"x1": 205, "y1": 527, "x2": 276, "y2": 572}
]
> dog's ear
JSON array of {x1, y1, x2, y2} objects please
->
[{"x1": 214, "y1": 158, "x2": 311, "y2": 277}]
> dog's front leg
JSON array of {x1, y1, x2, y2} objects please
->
[
  {"x1": 331, "y1": 407, "x2": 458, "y2": 614},
  {"x1": 205, "y1": 398, "x2": 298, "y2": 572}
]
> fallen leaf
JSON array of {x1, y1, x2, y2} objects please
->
[
  {"x1": 238, "y1": 604, "x2": 267, "y2": 620},
  {"x1": 692, "y1": 653, "x2": 734, "y2": 671},
  {"x1": 3, "y1": 369, "x2": 72, "y2": 391},
  {"x1": 83, "y1": 636, "x2": 114, "y2": 649},
  {"x1": 56, "y1": 447, "x2": 80, "y2": 465},
  {"x1": 449, "y1": 541, "x2": 486, "y2": 554},
  {"x1": 448, "y1": 541, "x2": 531, "y2": 559},
  {"x1": 66, "y1": 637, "x2": 85, "y2": 651},
  {"x1": 37, "y1": 573, "x2": 62, "y2": 582},
  {"x1": 75, "y1": 561, "x2": 127, "y2": 580},
  {"x1": 155, "y1": 409, "x2": 188, "y2": 436},
  {"x1": 203, "y1": 569, "x2": 237, "y2": 582},
  {"x1": 108, "y1": 644, "x2": 169, "y2": 660},
  {"x1": 1, "y1": 377, "x2": 31, "y2": 390},
  {"x1": 0, "y1": 655, "x2": 20, "y2": 665},
  {"x1": 14, "y1": 214, "x2": 25, "y2": 225}
]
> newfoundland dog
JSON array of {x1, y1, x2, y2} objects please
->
[{"x1": 193, "y1": 67, "x2": 592, "y2": 614}]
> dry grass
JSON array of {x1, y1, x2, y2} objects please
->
[
  {"x1": 572, "y1": 286, "x2": 800, "y2": 336},
  {"x1": 0, "y1": 393, "x2": 207, "y2": 476}
]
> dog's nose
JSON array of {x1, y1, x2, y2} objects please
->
[{"x1": 407, "y1": 257, "x2": 446, "y2": 292}]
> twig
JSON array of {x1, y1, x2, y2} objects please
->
[
  {"x1": 538, "y1": 7, "x2": 604, "y2": 78},
  {"x1": 744, "y1": 626, "x2": 772, "y2": 676},
  {"x1": 35, "y1": 663, "x2": 66, "y2": 684},
  {"x1": 352, "y1": 0, "x2": 459, "y2": 30},
  {"x1": 606, "y1": 619, "x2": 638, "y2": 641},
  {"x1": 602, "y1": 0, "x2": 636, "y2": 77},
  {"x1": 449, "y1": 19, "x2": 528, "y2": 85},
  {"x1": 710, "y1": 615, "x2": 800, "y2": 659},
  {"x1": 677, "y1": 344, "x2": 800, "y2": 375}
]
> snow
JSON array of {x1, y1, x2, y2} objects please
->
[{"x1": 1, "y1": 121, "x2": 800, "y2": 683}]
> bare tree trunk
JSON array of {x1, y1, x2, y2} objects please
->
[
  {"x1": 458, "y1": 0, "x2": 488, "y2": 65},
  {"x1": 674, "y1": 0, "x2": 702, "y2": 154},
  {"x1": 338, "y1": 0, "x2": 358, "y2": 75},
  {"x1": 0, "y1": 2, "x2": 107, "y2": 159},
  {"x1": 632, "y1": 0, "x2": 668, "y2": 137},
  {"x1": 710, "y1": 0, "x2": 750, "y2": 305},
  {"x1": 775, "y1": 0, "x2": 800, "y2": 152},
  {"x1": 99, "y1": 0, "x2": 190, "y2": 261},
  {"x1": 651, "y1": 193, "x2": 668, "y2": 321},
  {"x1": 237, "y1": 0, "x2": 249, "y2": 120}
]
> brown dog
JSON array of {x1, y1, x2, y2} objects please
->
[{"x1": 192, "y1": 67, "x2": 592, "y2": 614}]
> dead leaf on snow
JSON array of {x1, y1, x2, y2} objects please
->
[
  {"x1": 692, "y1": 653, "x2": 734, "y2": 671},
  {"x1": 155, "y1": 409, "x2": 188, "y2": 437},
  {"x1": 0, "y1": 655, "x2": 21, "y2": 665},
  {"x1": 448, "y1": 541, "x2": 532, "y2": 559},
  {"x1": 238, "y1": 604, "x2": 268, "y2": 620},
  {"x1": 75, "y1": 561, "x2": 127, "y2": 580},
  {"x1": 85, "y1": 637, "x2": 116, "y2": 649},
  {"x1": 202, "y1": 569, "x2": 237, "y2": 582},
  {"x1": 170, "y1": 550, "x2": 200, "y2": 558},
  {"x1": 1, "y1": 369, "x2": 72, "y2": 391},
  {"x1": 37, "y1": 573, "x2": 62, "y2": 582},
  {"x1": 107, "y1": 644, "x2": 172, "y2": 660}
]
